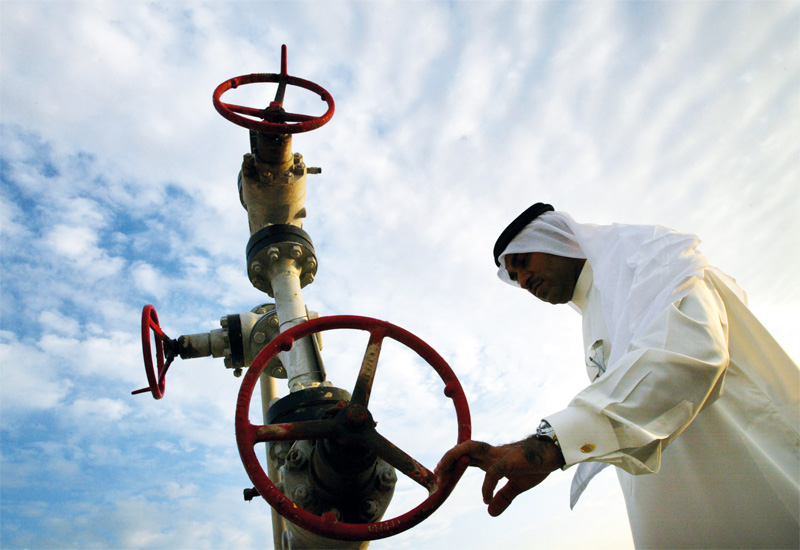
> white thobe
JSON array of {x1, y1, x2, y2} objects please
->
[{"x1": 546, "y1": 263, "x2": 799, "y2": 549}]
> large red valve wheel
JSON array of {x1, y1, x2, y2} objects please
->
[
  {"x1": 213, "y1": 45, "x2": 334, "y2": 134},
  {"x1": 132, "y1": 304, "x2": 171, "y2": 400},
  {"x1": 235, "y1": 315, "x2": 471, "y2": 541}
]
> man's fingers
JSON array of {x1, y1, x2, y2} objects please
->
[
  {"x1": 435, "y1": 442, "x2": 470, "y2": 474},
  {"x1": 487, "y1": 481, "x2": 520, "y2": 517},
  {"x1": 481, "y1": 466, "x2": 502, "y2": 505},
  {"x1": 436, "y1": 440, "x2": 491, "y2": 474}
]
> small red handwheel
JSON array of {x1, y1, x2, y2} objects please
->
[
  {"x1": 213, "y1": 45, "x2": 334, "y2": 134},
  {"x1": 132, "y1": 304, "x2": 170, "y2": 400},
  {"x1": 235, "y1": 315, "x2": 471, "y2": 541}
]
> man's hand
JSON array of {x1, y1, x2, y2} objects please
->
[{"x1": 435, "y1": 437, "x2": 565, "y2": 516}]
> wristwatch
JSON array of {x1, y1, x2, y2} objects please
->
[{"x1": 536, "y1": 420, "x2": 560, "y2": 448}]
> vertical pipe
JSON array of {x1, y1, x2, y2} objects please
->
[
  {"x1": 259, "y1": 372, "x2": 285, "y2": 549},
  {"x1": 268, "y1": 259, "x2": 324, "y2": 392}
]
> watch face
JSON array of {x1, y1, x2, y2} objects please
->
[{"x1": 536, "y1": 421, "x2": 558, "y2": 446}]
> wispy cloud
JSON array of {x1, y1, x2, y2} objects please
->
[{"x1": 2, "y1": 2, "x2": 797, "y2": 549}]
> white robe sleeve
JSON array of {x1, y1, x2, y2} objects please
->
[{"x1": 547, "y1": 276, "x2": 730, "y2": 474}]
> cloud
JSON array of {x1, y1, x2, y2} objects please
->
[
  {"x1": 131, "y1": 261, "x2": 169, "y2": 300},
  {"x1": 38, "y1": 310, "x2": 81, "y2": 337},
  {"x1": 69, "y1": 397, "x2": 132, "y2": 422},
  {"x1": 0, "y1": 332, "x2": 72, "y2": 413},
  {"x1": 1, "y1": 2, "x2": 797, "y2": 549}
]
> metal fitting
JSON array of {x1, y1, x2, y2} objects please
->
[
  {"x1": 281, "y1": 170, "x2": 294, "y2": 184},
  {"x1": 289, "y1": 245, "x2": 303, "y2": 259},
  {"x1": 272, "y1": 441, "x2": 290, "y2": 461},
  {"x1": 292, "y1": 485, "x2": 312, "y2": 507},
  {"x1": 286, "y1": 448, "x2": 308, "y2": 470},
  {"x1": 250, "y1": 275, "x2": 267, "y2": 291},
  {"x1": 270, "y1": 365, "x2": 285, "y2": 377},
  {"x1": 377, "y1": 468, "x2": 397, "y2": 490},
  {"x1": 233, "y1": 368, "x2": 243, "y2": 378},
  {"x1": 268, "y1": 315, "x2": 279, "y2": 327},
  {"x1": 266, "y1": 247, "x2": 280, "y2": 262},
  {"x1": 220, "y1": 316, "x2": 232, "y2": 368},
  {"x1": 301, "y1": 273, "x2": 315, "y2": 286},
  {"x1": 242, "y1": 154, "x2": 257, "y2": 176},
  {"x1": 307, "y1": 167, "x2": 322, "y2": 175},
  {"x1": 253, "y1": 332, "x2": 266, "y2": 344},
  {"x1": 250, "y1": 261, "x2": 263, "y2": 273},
  {"x1": 304, "y1": 257, "x2": 317, "y2": 270},
  {"x1": 360, "y1": 499, "x2": 381, "y2": 522}
]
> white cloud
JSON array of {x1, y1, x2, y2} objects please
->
[
  {"x1": 1, "y1": 2, "x2": 798, "y2": 549},
  {"x1": 69, "y1": 397, "x2": 132, "y2": 422},
  {"x1": 131, "y1": 261, "x2": 168, "y2": 300},
  {"x1": 38, "y1": 310, "x2": 81, "y2": 337},
  {"x1": 0, "y1": 333, "x2": 71, "y2": 413}
]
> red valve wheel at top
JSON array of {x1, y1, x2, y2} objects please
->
[
  {"x1": 235, "y1": 315, "x2": 471, "y2": 541},
  {"x1": 213, "y1": 45, "x2": 334, "y2": 134},
  {"x1": 132, "y1": 304, "x2": 171, "y2": 400}
]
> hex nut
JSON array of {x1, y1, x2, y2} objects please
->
[
  {"x1": 292, "y1": 485, "x2": 312, "y2": 507},
  {"x1": 286, "y1": 448, "x2": 308, "y2": 470},
  {"x1": 378, "y1": 468, "x2": 397, "y2": 490}
]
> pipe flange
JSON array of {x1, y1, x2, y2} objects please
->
[
  {"x1": 250, "y1": 305, "x2": 284, "y2": 378},
  {"x1": 247, "y1": 225, "x2": 317, "y2": 296}
]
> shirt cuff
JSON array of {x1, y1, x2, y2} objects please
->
[{"x1": 545, "y1": 406, "x2": 619, "y2": 468}]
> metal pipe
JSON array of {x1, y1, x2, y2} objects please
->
[
  {"x1": 268, "y1": 258, "x2": 324, "y2": 391},
  {"x1": 259, "y1": 373, "x2": 285, "y2": 549}
]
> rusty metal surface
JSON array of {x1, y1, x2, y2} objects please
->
[
  {"x1": 349, "y1": 330, "x2": 385, "y2": 407},
  {"x1": 212, "y1": 46, "x2": 334, "y2": 135},
  {"x1": 235, "y1": 314, "x2": 471, "y2": 541}
]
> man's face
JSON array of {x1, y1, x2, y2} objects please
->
[{"x1": 504, "y1": 252, "x2": 586, "y2": 305}]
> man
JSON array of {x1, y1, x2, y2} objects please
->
[{"x1": 436, "y1": 203, "x2": 799, "y2": 549}]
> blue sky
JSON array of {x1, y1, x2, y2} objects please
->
[{"x1": 1, "y1": 2, "x2": 798, "y2": 549}]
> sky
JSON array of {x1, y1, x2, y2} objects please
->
[{"x1": 1, "y1": 1, "x2": 798, "y2": 549}]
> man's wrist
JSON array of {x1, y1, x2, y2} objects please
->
[
  {"x1": 534, "y1": 420, "x2": 566, "y2": 469},
  {"x1": 536, "y1": 420, "x2": 560, "y2": 447}
]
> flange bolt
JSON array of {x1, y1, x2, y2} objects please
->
[
  {"x1": 378, "y1": 468, "x2": 397, "y2": 490},
  {"x1": 292, "y1": 485, "x2": 312, "y2": 507},
  {"x1": 286, "y1": 448, "x2": 308, "y2": 470}
]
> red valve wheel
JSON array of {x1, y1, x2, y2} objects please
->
[
  {"x1": 132, "y1": 304, "x2": 171, "y2": 400},
  {"x1": 213, "y1": 45, "x2": 334, "y2": 134},
  {"x1": 235, "y1": 315, "x2": 471, "y2": 541}
]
